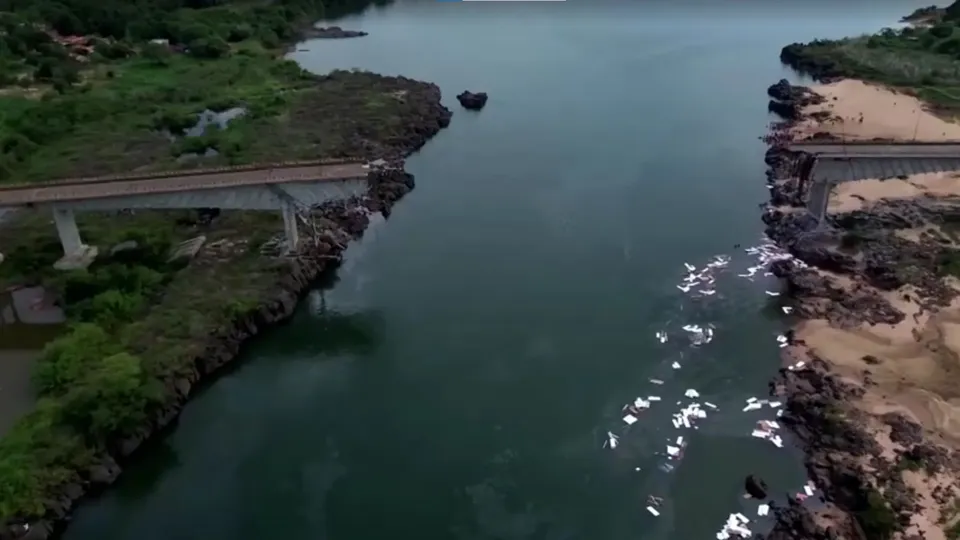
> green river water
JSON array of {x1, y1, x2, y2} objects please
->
[{"x1": 61, "y1": 2, "x2": 919, "y2": 539}]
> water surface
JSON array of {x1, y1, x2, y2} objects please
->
[{"x1": 65, "y1": 3, "x2": 917, "y2": 539}]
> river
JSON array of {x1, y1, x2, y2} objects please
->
[{"x1": 64, "y1": 2, "x2": 919, "y2": 539}]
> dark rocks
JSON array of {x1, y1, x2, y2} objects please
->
[
  {"x1": 456, "y1": 91, "x2": 488, "y2": 110},
  {"x1": 761, "y1": 498, "x2": 854, "y2": 540},
  {"x1": 745, "y1": 475, "x2": 769, "y2": 499},
  {"x1": 882, "y1": 413, "x2": 923, "y2": 446},
  {"x1": 766, "y1": 79, "x2": 825, "y2": 120},
  {"x1": 307, "y1": 26, "x2": 368, "y2": 39},
  {"x1": 861, "y1": 354, "x2": 881, "y2": 365},
  {"x1": 765, "y1": 200, "x2": 960, "y2": 312},
  {"x1": 780, "y1": 44, "x2": 844, "y2": 82}
]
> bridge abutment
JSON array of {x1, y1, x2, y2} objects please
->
[{"x1": 51, "y1": 207, "x2": 98, "y2": 271}]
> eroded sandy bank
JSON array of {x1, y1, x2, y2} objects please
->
[{"x1": 761, "y1": 79, "x2": 960, "y2": 540}]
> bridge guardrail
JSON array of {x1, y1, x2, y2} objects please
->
[{"x1": 0, "y1": 158, "x2": 368, "y2": 192}]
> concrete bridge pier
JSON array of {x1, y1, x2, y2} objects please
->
[
  {"x1": 280, "y1": 200, "x2": 300, "y2": 253},
  {"x1": 51, "y1": 206, "x2": 98, "y2": 271}
]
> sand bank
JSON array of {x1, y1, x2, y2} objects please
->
[
  {"x1": 795, "y1": 79, "x2": 960, "y2": 141},
  {"x1": 767, "y1": 79, "x2": 960, "y2": 540}
]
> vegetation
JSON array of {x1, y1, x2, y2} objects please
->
[
  {"x1": 0, "y1": 0, "x2": 390, "y2": 182},
  {"x1": 855, "y1": 487, "x2": 901, "y2": 540},
  {"x1": 0, "y1": 211, "x2": 286, "y2": 519},
  {"x1": 781, "y1": 0, "x2": 960, "y2": 112},
  {"x1": 0, "y1": 0, "x2": 425, "y2": 523}
]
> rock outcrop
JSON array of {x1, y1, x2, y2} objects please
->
[
  {"x1": 307, "y1": 26, "x2": 368, "y2": 39},
  {"x1": 755, "y1": 79, "x2": 938, "y2": 540},
  {"x1": 456, "y1": 91, "x2": 488, "y2": 110}
]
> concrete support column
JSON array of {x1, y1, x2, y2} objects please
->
[
  {"x1": 281, "y1": 200, "x2": 299, "y2": 252},
  {"x1": 52, "y1": 206, "x2": 84, "y2": 256}
]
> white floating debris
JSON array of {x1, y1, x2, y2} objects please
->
[
  {"x1": 751, "y1": 419, "x2": 785, "y2": 448},
  {"x1": 787, "y1": 361, "x2": 806, "y2": 371},
  {"x1": 647, "y1": 506, "x2": 660, "y2": 517},
  {"x1": 684, "y1": 263, "x2": 696, "y2": 272},
  {"x1": 655, "y1": 331, "x2": 668, "y2": 344},
  {"x1": 648, "y1": 396, "x2": 661, "y2": 402},
  {"x1": 768, "y1": 401, "x2": 782, "y2": 409},
  {"x1": 757, "y1": 504, "x2": 769, "y2": 517},
  {"x1": 776, "y1": 335, "x2": 787, "y2": 343},
  {"x1": 623, "y1": 414, "x2": 638, "y2": 425},
  {"x1": 649, "y1": 378, "x2": 664, "y2": 385},
  {"x1": 676, "y1": 436, "x2": 684, "y2": 446},
  {"x1": 671, "y1": 402, "x2": 708, "y2": 430},
  {"x1": 672, "y1": 361, "x2": 681, "y2": 369},
  {"x1": 716, "y1": 511, "x2": 754, "y2": 539},
  {"x1": 606, "y1": 431, "x2": 619, "y2": 449},
  {"x1": 764, "y1": 291, "x2": 780, "y2": 297},
  {"x1": 666, "y1": 445, "x2": 680, "y2": 456},
  {"x1": 705, "y1": 402, "x2": 718, "y2": 409},
  {"x1": 743, "y1": 402, "x2": 762, "y2": 412},
  {"x1": 804, "y1": 484, "x2": 814, "y2": 497},
  {"x1": 782, "y1": 306, "x2": 793, "y2": 314},
  {"x1": 684, "y1": 389, "x2": 700, "y2": 399}
]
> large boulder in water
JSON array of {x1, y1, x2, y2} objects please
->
[
  {"x1": 745, "y1": 474, "x2": 768, "y2": 499},
  {"x1": 456, "y1": 91, "x2": 488, "y2": 110}
]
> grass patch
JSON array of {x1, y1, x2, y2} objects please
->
[{"x1": 781, "y1": 14, "x2": 960, "y2": 113}]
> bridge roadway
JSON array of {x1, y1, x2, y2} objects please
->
[
  {"x1": 788, "y1": 141, "x2": 960, "y2": 157},
  {"x1": 785, "y1": 142, "x2": 960, "y2": 224},
  {"x1": 0, "y1": 160, "x2": 369, "y2": 206},
  {"x1": 0, "y1": 160, "x2": 372, "y2": 268}
]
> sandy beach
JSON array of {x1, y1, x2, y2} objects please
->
[{"x1": 778, "y1": 79, "x2": 960, "y2": 540}]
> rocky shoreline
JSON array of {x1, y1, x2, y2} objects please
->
[
  {"x1": 0, "y1": 78, "x2": 452, "y2": 540},
  {"x1": 757, "y1": 79, "x2": 960, "y2": 540}
]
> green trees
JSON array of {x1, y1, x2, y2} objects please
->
[
  {"x1": 946, "y1": 0, "x2": 960, "y2": 21},
  {"x1": 59, "y1": 352, "x2": 156, "y2": 443}
]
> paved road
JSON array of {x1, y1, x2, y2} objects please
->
[
  {"x1": 0, "y1": 162, "x2": 369, "y2": 206},
  {"x1": 789, "y1": 142, "x2": 960, "y2": 156}
]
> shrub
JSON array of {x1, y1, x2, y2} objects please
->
[
  {"x1": 856, "y1": 489, "x2": 899, "y2": 540},
  {"x1": 32, "y1": 324, "x2": 122, "y2": 397},
  {"x1": 187, "y1": 37, "x2": 229, "y2": 59},
  {"x1": 931, "y1": 24, "x2": 956, "y2": 39},
  {"x1": 59, "y1": 353, "x2": 153, "y2": 443}
]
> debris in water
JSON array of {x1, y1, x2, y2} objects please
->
[{"x1": 605, "y1": 431, "x2": 620, "y2": 449}]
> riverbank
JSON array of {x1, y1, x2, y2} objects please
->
[
  {"x1": 759, "y1": 73, "x2": 960, "y2": 538},
  {"x1": 0, "y1": 92, "x2": 451, "y2": 538},
  {"x1": 0, "y1": 1, "x2": 454, "y2": 535}
]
